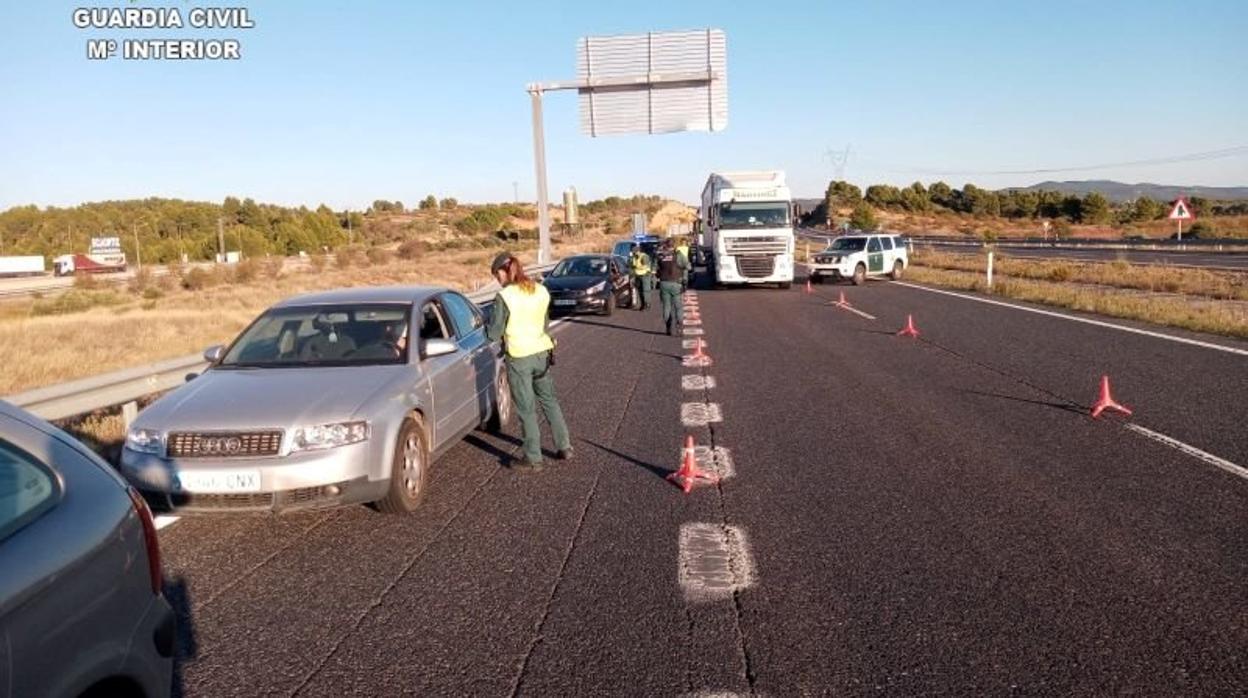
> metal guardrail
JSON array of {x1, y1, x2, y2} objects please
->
[
  {"x1": 797, "y1": 227, "x2": 1248, "y2": 253},
  {"x1": 4, "y1": 262, "x2": 559, "y2": 423}
]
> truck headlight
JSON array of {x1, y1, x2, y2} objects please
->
[
  {"x1": 126, "y1": 428, "x2": 164, "y2": 455},
  {"x1": 291, "y1": 420, "x2": 370, "y2": 452}
]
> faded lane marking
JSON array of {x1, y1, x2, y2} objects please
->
[
  {"x1": 682, "y1": 355, "x2": 713, "y2": 368},
  {"x1": 1125, "y1": 424, "x2": 1248, "y2": 482},
  {"x1": 691, "y1": 445, "x2": 734, "y2": 479},
  {"x1": 682, "y1": 375, "x2": 716, "y2": 390},
  {"x1": 894, "y1": 281, "x2": 1248, "y2": 357},
  {"x1": 154, "y1": 515, "x2": 180, "y2": 531},
  {"x1": 682, "y1": 338, "x2": 710, "y2": 349},
  {"x1": 830, "y1": 302, "x2": 876, "y2": 320},
  {"x1": 682, "y1": 327, "x2": 705, "y2": 336},
  {"x1": 681, "y1": 402, "x2": 723, "y2": 426},
  {"x1": 678, "y1": 523, "x2": 756, "y2": 602}
]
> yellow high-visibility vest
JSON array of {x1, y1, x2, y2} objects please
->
[
  {"x1": 498, "y1": 284, "x2": 555, "y2": 359},
  {"x1": 631, "y1": 253, "x2": 651, "y2": 276},
  {"x1": 675, "y1": 244, "x2": 690, "y2": 262}
]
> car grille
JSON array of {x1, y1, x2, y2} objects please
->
[
  {"x1": 736, "y1": 257, "x2": 776, "y2": 278},
  {"x1": 166, "y1": 430, "x2": 284, "y2": 458},
  {"x1": 173, "y1": 482, "x2": 347, "y2": 511},
  {"x1": 724, "y1": 236, "x2": 789, "y2": 255}
]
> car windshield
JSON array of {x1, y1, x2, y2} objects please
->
[
  {"x1": 828, "y1": 238, "x2": 868, "y2": 252},
  {"x1": 550, "y1": 257, "x2": 610, "y2": 277},
  {"x1": 220, "y1": 303, "x2": 411, "y2": 368},
  {"x1": 718, "y1": 201, "x2": 790, "y2": 228}
]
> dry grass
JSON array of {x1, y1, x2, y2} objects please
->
[
  {"x1": 1, "y1": 233, "x2": 612, "y2": 395},
  {"x1": 914, "y1": 249, "x2": 1248, "y2": 300},
  {"x1": 907, "y1": 265, "x2": 1248, "y2": 339}
]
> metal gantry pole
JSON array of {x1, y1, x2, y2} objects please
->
[{"x1": 529, "y1": 88, "x2": 552, "y2": 264}]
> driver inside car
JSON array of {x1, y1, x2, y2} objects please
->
[{"x1": 299, "y1": 314, "x2": 357, "y2": 360}]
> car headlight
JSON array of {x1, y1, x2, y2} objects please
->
[
  {"x1": 291, "y1": 420, "x2": 370, "y2": 452},
  {"x1": 126, "y1": 428, "x2": 164, "y2": 455},
  {"x1": 587, "y1": 281, "x2": 607, "y2": 294}
]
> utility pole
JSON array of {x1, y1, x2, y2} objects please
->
[
  {"x1": 217, "y1": 217, "x2": 225, "y2": 263},
  {"x1": 346, "y1": 210, "x2": 353, "y2": 245},
  {"x1": 133, "y1": 222, "x2": 142, "y2": 270}
]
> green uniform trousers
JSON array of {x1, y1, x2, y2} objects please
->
[
  {"x1": 633, "y1": 274, "x2": 653, "y2": 310},
  {"x1": 506, "y1": 352, "x2": 571, "y2": 463},
  {"x1": 659, "y1": 281, "x2": 683, "y2": 327}
]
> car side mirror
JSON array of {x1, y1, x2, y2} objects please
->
[
  {"x1": 423, "y1": 338, "x2": 457, "y2": 359},
  {"x1": 185, "y1": 372, "x2": 199, "y2": 383},
  {"x1": 203, "y1": 345, "x2": 225, "y2": 363}
]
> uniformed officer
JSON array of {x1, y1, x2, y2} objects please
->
[
  {"x1": 486, "y1": 252, "x2": 572, "y2": 470},
  {"x1": 629, "y1": 244, "x2": 654, "y2": 311},
  {"x1": 655, "y1": 238, "x2": 689, "y2": 335},
  {"x1": 674, "y1": 238, "x2": 692, "y2": 291}
]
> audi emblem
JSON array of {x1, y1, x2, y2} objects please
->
[{"x1": 200, "y1": 436, "x2": 243, "y2": 455}]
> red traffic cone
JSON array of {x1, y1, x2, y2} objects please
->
[
  {"x1": 668, "y1": 435, "x2": 719, "y2": 493},
  {"x1": 896, "y1": 314, "x2": 920, "y2": 338},
  {"x1": 1090, "y1": 375, "x2": 1132, "y2": 419},
  {"x1": 692, "y1": 338, "x2": 707, "y2": 359},
  {"x1": 837, "y1": 291, "x2": 851, "y2": 308},
  {"x1": 805, "y1": 278, "x2": 812, "y2": 294}
]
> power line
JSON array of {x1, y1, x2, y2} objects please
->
[{"x1": 857, "y1": 145, "x2": 1248, "y2": 177}]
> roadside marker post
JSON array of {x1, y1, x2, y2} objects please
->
[{"x1": 987, "y1": 251, "x2": 995, "y2": 290}]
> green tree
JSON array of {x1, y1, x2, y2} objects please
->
[
  {"x1": 1130, "y1": 196, "x2": 1163, "y2": 222},
  {"x1": 824, "y1": 180, "x2": 862, "y2": 212},
  {"x1": 928, "y1": 181, "x2": 954, "y2": 209},
  {"x1": 849, "y1": 202, "x2": 878, "y2": 231},
  {"x1": 1081, "y1": 192, "x2": 1112, "y2": 224},
  {"x1": 419, "y1": 195, "x2": 438, "y2": 210},
  {"x1": 440, "y1": 197, "x2": 458, "y2": 209},
  {"x1": 864, "y1": 184, "x2": 903, "y2": 208}
]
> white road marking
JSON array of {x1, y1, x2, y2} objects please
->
[
  {"x1": 691, "y1": 445, "x2": 734, "y2": 479},
  {"x1": 678, "y1": 523, "x2": 756, "y2": 602},
  {"x1": 894, "y1": 281, "x2": 1248, "y2": 357},
  {"x1": 684, "y1": 318, "x2": 703, "y2": 326},
  {"x1": 682, "y1": 374, "x2": 716, "y2": 390},
  {"x1": 682, "y1": 355, "x2": 713, "y2": 368},
  {"x1": 681, "y1": 402, "x2": 723, "y2": 426},
  {"x1": 1124, "y1": 424, "x2": 1248, "y2": 482},
  {"x1": 154, "y1": 515, "x2": 180, "y2": 531},
  {"x1": 682, "y1": 327, "x2": 705, "y2": 336},
  {"x1": 830, "y1": 301, "x2": 877, "y2": 320},
  {"x1": 682, "y1": 338, "x2": 709, "y2": 349}
]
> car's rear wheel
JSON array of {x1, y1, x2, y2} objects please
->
[
  {"x1": 486, "y1": 367, "x2": 512, "y2": 433},
  {"x1": 852, "y1": 263, "x2": 867, "y2": 286},
  {"x1": 600, "y1": 292, "x2": 615, "y2": 316},
  {"x1": 376, "y1": 416, "x2": 428, "y2": 514},
  {"x1": 890, "y1": 259, "x2": 905, "y2": 280}
]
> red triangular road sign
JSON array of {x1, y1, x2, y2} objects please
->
[{"x1": 1168, "y1": 197, "x2": 1194, "y2": 221}]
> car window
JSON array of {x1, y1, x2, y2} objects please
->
[
  {"x1": 420, "y1": 302, "x2": 450, "y2": 341},
  {"x1": 612, "y1": 242, "x2": 632, "y2": 258},
  {"x1": 441, "y1": 292, "x2": 482, "y2": 339},
  {"x1": 881, "y1": 236, "x2": 894, "y2": 251},
  {"x1": 894, "y1": 236, "x2": 907, "y2": 250},
  {"x1": 221, "y1": 304, "x2": 408, "y2": 367},
  {"x1": 868, "y1": 237, "x2": 882, "y2": 253},
  {"x1": 0, "y1": 439, "x2": 60, "y2": 542}
]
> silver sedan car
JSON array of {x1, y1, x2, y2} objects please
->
[
  {"x1": 120, "y1": 286, "x2": 511, "y2": 514},
  {"x1": 1, "y1": 400, "x2": 174, "y2": 698}
]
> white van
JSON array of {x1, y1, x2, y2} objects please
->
[{"x1": 807, "y1": 234, "x2": 908, "y2": 285}]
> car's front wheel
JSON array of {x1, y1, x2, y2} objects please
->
[
  {"x1": 890, "y1": 260, "x2": 905, "y2": 280},
  {"x1": 852, "y1": 263, "x2": 867, "y2": 286},
  {"x1": 376, "y1": 416, "x2": 428, "y2": 514},
  {"x1": 600, "y1": 291, "x2": 615, "y2": 316},
  {"x1": 486, "y1": 367, "x2": 511, "y2": 433}
]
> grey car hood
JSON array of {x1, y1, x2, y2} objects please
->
[{"x1": 136, "y1": 364, "x2": 408, "y2": 432}]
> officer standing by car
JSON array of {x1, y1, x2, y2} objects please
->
[
  {"x1": 629, "y1": 243, "x2": 653, "y2": 311},
  {"x1": 655, "y1": 238, "x2": 688, "y2": 335},
  {"x1": 486, "y1": 253, "x2": 573, "y2": 470},
  {"x1": 674, "y1": 237, "x2": 692, "y2": 291}
]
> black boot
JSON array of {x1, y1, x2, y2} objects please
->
[{"x1": 665, "y1": 317, "x2": 673, "y2": 335}]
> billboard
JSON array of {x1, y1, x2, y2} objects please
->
[{"x1": 90, "y1": 236, "x2": 122, "y2": 254}]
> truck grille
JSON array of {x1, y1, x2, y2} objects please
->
[
  {"x1": 167, "y1": 431, "x2": 283, "y2": 458},
  {"x1": 737, "y1": 257, "x2": 776, "y2": 278},
  {"x1": 724, "y1": 236, "x2": 789, "y2": 255}
]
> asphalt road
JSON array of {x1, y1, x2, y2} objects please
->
[{"x1": 155, "y1": 272, "x2": 1248, "y2": 696}]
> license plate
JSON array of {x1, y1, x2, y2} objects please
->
[
  {"x1": 173, "y1": 469, "x2": 261, "y2": 493},
  {"x1": 553, "y1": 299, "x2": 577, "y2": 306}
]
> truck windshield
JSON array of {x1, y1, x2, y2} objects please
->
[
  {"x1": 827, "y1": 238, "x2": 867, "y2": 252},
  {"x1": 717, "y1": 202, "x2": 790, "y2": 229}
]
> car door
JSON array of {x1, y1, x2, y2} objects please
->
[
  {"x1": 880, "y1": 235, "x2": 896, "y2": 270},
  {"x1": 440, "y1": 291, "x2": 494, "y2": 428},
  {"x1": 609, "y1": 258, "x2": 629, "y2": 298},
  {"x1": 418, "y1": 299, "x2": 471, "y2": 449},
  {"x1": 867, "y1": 236, "x2": 885, "y2": 274}
]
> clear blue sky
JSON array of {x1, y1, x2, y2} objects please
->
[{"x1": 2, "y1": 1, "x2": 1246, "y2": 210}]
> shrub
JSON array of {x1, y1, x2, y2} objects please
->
[
  {"x1": 232, "y1": 258, "x2": 261, "y2": 283},
  {"x1": 73, "y1": 273, "x2": 100, "y2": 290},
  {"x1": 142, "y1": 287, "x2": 163, "y2": 300},
  {"x1": 366, "y1": 247, "x2": 392, "y2": 266},
  {"x1": 336, "y1": 246, "x2": 365, "y2": 269},
  {"x1": 397, "y1": 239, "x2": 427, "y2": 260},
  {"x1": 31, "y1": 290, "x2": 125, "y2": 316},
  {"x1": 1047, "y1": 264, "x2": 1074, "y2": 283},
  {"x1": 181, "y1": 267, "x2": 223, "y2": 291},
  {"x1": 128, "y1": 267, "x2": 154, "y2": 294},
  {"x1": 309, "y1": 254, "x2": 329, "y2": 272}
]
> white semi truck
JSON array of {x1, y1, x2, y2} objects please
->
[
  {"x1": 699, "y1": 171, "x2": 796, "y2": 288},
  {"x1": 0, "y1": 256, "x2": 46, "y2": 278}
]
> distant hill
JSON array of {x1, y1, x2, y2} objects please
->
[{"x1": 1007, "y1": 180, "x2": 1248, "y2": 203}]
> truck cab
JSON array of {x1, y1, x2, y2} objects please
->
[{"x1": 700, "y1": 171, "x2": 796, "y2": 289}]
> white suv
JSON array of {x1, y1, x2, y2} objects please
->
[{"x1": 807, "y1": 234, "x2": 908, "y2": 285}]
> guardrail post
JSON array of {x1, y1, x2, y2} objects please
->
[
  {"x1": 986, "y1": 251, "x2": 995, "y2": 290},
  {"x1": 122, "y1": 400, "x2": 138, "y2": 429}
]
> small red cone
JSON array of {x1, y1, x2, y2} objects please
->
[
  {"x1": 668, "y1": 435, "x2": 719, "y2": 493},
  {"x1": 805, "y1": 278, "x2": 812, "y2": 294},
  {"x1": 896, "y1": 314, "x2": 920, "y2": 338},
  {"x1": 837, "y1": 291, "x2": 851, "y2": 308},
  {"x1": 1090, "y1": 375, "x2": 1132, "y2": 419},
  {"x1": 692, "y1": 338, "x2": 707, "y2": 359}
]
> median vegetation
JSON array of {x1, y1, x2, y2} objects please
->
[{"x1": 909, "y1": 251, "x2": 1248, "y2": 339}]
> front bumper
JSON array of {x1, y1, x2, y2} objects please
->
[
  {"x1": 807, "y1": 261, "x2": 852, "y2": 278},
  {"x1": 121, "y1": 441, "x2": 386, "y2": 513},
  {"x1": 548, "y1": 290, "x2": 609, "y2": 314}
]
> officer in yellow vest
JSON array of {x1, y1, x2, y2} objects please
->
[
  {"x1": 629, "y1": 243, "x2": 653, "y2": 310},
  {"x1": 486, "y1": 252, "x2": 572, "y2": 470},
  {"x1": 674, "y1": 238, "x2": 691, "y2": 291}
]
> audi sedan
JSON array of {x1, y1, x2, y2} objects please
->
[{"x1": 119, "y1": 286, "x2": 511, "y2": 515}]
